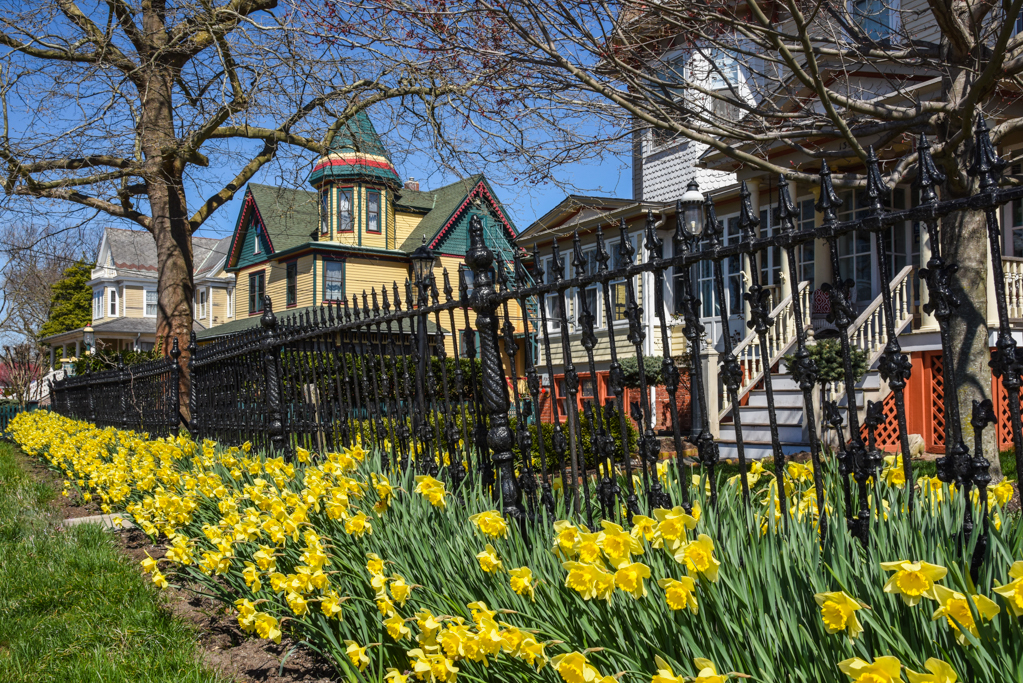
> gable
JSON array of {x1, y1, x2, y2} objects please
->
[
  {"x1": 433, "y1": 204, "x2": 517, "y2": 263},
  {"x1": 226, "y1": 191, "x2": 275, "y2": 271},
  {"x1": 398, "y1": 177, "x2": 517, "y2": 254}
]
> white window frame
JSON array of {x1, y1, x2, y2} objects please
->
[
  {"x1": 540, "y1": 255, "x2": 565, "y2": 333},
  {"x1": 607, "y1": 232, "x2": 640, "y2": 327},
  {"x1": 107, "y1": 287, "x2": 119, "y2": 317},
  {"x1": 320, "y1": 190, "x2": 330, "y2": 235},
  {"x1": 144, "y1": 288, "x2": 157, "y2": 318},
  {"x1": 198, "y1": 287, "x2": 208, "y2": 320},
  {"x1": 93, "y1": 289, "x2": 103, "y2": 319},
  {"x1": 573, "y1": 247, "x2": 603, "y2": 331},
  {"x1": 226, "y1": 288, "x2": 234, "y2": 318},
  {"x1": 337, "y1": 188, "x2": 354, "y2": 233}
]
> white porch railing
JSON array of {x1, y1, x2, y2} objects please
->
[
  {"x1": 1004, "y1": 256, "x2": 1023, "y2": 319},
  {"x1": 822, "y1": 265, "x2": 915, "y2": 406},
  {"x1": 718, "y1": 281, "x2": 812, "y2": 420}
]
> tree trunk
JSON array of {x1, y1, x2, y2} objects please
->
[{"x1": 943, "y1": 184, "x2": 1004, "y2": 481}]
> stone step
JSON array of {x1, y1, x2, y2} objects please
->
[
  {"x1": 735, "y1": 406, "x2": 804, "y2": 425},
  {"x1": 747, "y1": 390, "x2": 804, "y2": 408},
  {"x1": 719, "y1": 422, "x2": 805, "y2": 443},
  {"x1": 62, "y1": 513, "x2": 134, "y2": 531},
  {"x1": 718, "y1": 441, "x2": 811, "y2": 460}
]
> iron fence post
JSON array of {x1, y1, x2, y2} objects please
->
[
  {"x1": 170, "y1": 338, "x2": 181, "y2": 433},
  {"x1": 119, "y1": 358, "x2": 129, "y2": 431},
  {"x1": 466, "y1": 214, "x2": 523, "y2": 520},
  {"x1": 260, "y1": 296, "x2": 287, "y2": 456},
  {"x1": 187, "y1": 332, "x2": 198, "y2": 437}
]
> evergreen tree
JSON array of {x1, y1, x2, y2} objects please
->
[{"x1": 38, "y1": 260, "x2": 93, "y2": 339}]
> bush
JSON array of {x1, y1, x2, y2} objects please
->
[
  {"x1": 620, "y1": 355, "x2": 664, "y2": 388},
  {"x1": 784, "y1": 338, "x2": 869, "y2": 384}
]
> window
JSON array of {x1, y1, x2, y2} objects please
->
[
  {"x1": 320, "y1": 190, "x2": 330, "y2": 234},
  {"x1": 553, "y1": 373, "x2": 600, "y2": 419},
  {"x1": 574, "y1": 248, "x2": 601, "y2": 329},
  {"x1": 367, "y1": 190, "x2": 381, "y2": 233},
  {"x1": 797, "y1": 199, "x2": 816, "y2": 288},
  {"x1": 852, "y1": 0, "x2": 893, "y2": 41},
  {"x1": 541, "y1": 256, "x2": 564, "y2": 331},
  {"x1": 337, "y1": 188, "x2": 353, "y2": 233},
  {"x1": 197, "y1": 288, "x2": 208, "y2": 320},
  {"x1": 608, "y1": 234, "x2": 640, "y2": 323},
  {"x1": 253, "y1": 225, "x2": 261, "y2": 254},
  {"x1": 93, "y1": 289, "x2": 103, "y2": 319},
  {"x1": 836, "y1": 189, "x2": 908, "y2": 304},
  {"x1": 108, "y1": 287, "x2": 119, "y2": 317},
  {"x1": 249, "y1": 271, "x2": 265, "y2": 314},
  {"x1": 683, "y1": 216, "x2": 742, "y2": 319},
  {"x1": 286, "y1": 262, "x2": 298, "y2": 306},
  {"x1": 324, "y1": 260, "x2": 344, "y2": 301},
  {"x1": 145, "y1": 289, "x2": 157, "y2": 317},
  {"x1": 226, "y1": 288, "x2": 234, "y2": 318}
]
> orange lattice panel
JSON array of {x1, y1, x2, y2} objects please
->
[
  {"x1": 992, "y1": 379, "x2": 1023, "y2": 450},
  {"x1": 929, "y1": 354, "x2": 945, "y2": 450},
  {"x1": 860, "y1": 391, "x2": 901, "y2": 452}
]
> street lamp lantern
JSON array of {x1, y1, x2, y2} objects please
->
[
  {"x1": 409, "y1": 235, "x2": 437, "y2": 286},
  {"x1": 679, "y1": 179, "x2": 705, "y2": 238},
  {"x1": 83, "y1": 325, "x2": 95, "y2": 353}
]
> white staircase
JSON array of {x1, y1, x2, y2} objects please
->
[{"x1": 716, "y1": 266, "x2": 915, "y2": 459}]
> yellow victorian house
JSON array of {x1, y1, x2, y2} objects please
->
[{"x1": 199, "y1": 112, "x2": 525, "y2": 367}]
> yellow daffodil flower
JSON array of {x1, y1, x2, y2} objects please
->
[
  {"x1": 476, "y1": 544, "x2": 503, "y2": 573},
  {"x1": 675, "y1": 534, "x2": 720, "y2": 582},
  {"x1": 366, "y1": 553, "x2": 384, "y2": 576},
  {"x1": 344, "y1": 640, "x2": 370, "y2": 671},
  {"x1": 906, "y1": 658, "x2": 957, "y2": 683},
  {"x1": 321, "y1": 591, "x2": 344, "y2": 619},
  {"x1": 384, "y1": 614, "x2": 411, "y2": 641},
  {"x1": 814, "y1": 591, "x2": 864, "y2": 639},
  {"x1": 630, "y1": 514, "x2": 657, "y2": 542},
  {"x1": 992, "y1": 561, "x2": 1023, "y2": 617},
  {"x1": 990, "y1": 479, "x2": 1014, "y2": 506},
  {"x1": 344, "y1": 511, "x2": 372, "y2": 537},
  {"x1": 551, "y1": 651, "x2": 601, "y2": 683},
  {"x1": 254, "y1": 613, "x2": 281, "y2": 643},
  {"x1": 658, "y1": 576, "x2": 698, "y2": 613},
  {"x1": 384, "y1": 668, "x2": 409, "y2": 683},
  {"x1": 692, "y1": 657, "x2": 726, "y2": 683},
  {"x1": 880, "y1": 560, "x2": 947, "y2": 606},
  {"x1": 929, "y1": 584, "x2": 1000, "y2": 644},
  {"x1": 652, "y1": 655, "x2": 684, "y2": 683},
  {"x1": 653, "y1": 506, "x2": 698, "y2": 551},
  {"x1": 613, "y1": 561, "x2": 651, "y2": 599},
  {"x1": 469, "y1": 510, "x2": 509, "y2": 538},
  {"x1": 152, "y1": 570, "x2": 168, "y2": 589},
  {"x1": 509, "y1": 566, "x2": 535, "y2": 600},
  {"x1": 838, "y1": 656, "x2": 902, "y2": 683},
  {"x1": 414, "y1": 475, "x2": 447, "y2": 508},
  {"x1": 881, "y1": 454, "x2": 906, "y2": 488}
]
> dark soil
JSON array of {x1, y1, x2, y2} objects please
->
[{"x1": 16, "y1": 448, "x2": 337, "y2": 683}]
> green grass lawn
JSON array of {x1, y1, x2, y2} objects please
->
[{"x1": 0, "y1": 442, "x2": 223, "y2": 683}]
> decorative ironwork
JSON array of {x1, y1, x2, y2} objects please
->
[{"x1": 49, "y1": 123, "x2": 1023, "y2": 572}]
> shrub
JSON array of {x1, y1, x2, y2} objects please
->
[{"x1": 784, "y1": 338, "x2": 869, "y2": 384}]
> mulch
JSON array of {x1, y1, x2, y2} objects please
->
[{"x1": 15, "y1": 448, "x2": 337, "y2": 683}]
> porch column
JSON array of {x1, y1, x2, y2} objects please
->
[
  {"x1": 744, "y1": 178, "x2": 759, "y2": 327},
  {"x1": 811, "y1": 186, "x2": 833, "y2": 288},
  {"x1": 700, "y1": 340, "x2": 720, "y2": 438},
  {"x1": 75, "y1": 340, "x2": 80, "y2": 357},
  {"x1": 987, "y1": 232, "x2": 999, "y2": 327},
  {"x1": 917, "y1": 222, "x2": 938, "y2": 331},
  {"x1": 49, "y1": 346, "x2": 55, "y2": 369}
]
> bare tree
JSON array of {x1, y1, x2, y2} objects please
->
[
  {"x1": 0, "y1": 0, "x2": 483, "y2": 416},
  {"x1": 0, "y1": 221, "x2": 95, "y2": 344},
  {"x1": 336, "y1": 0, "x2": 1023, "y2": 466},
  {"x1": 1, "y1": 343, "x2": 42, "y2": 408}
]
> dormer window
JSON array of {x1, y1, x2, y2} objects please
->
[
  {"x1": 367, "y1": 190, "x2": 381, "y2": 233},
  {"x1": 320, "y1": 190, "x2": 330, "y2": 235},
  {"x1": 337, "y1": 188, "x2": 353, "y2": 233},
  {"x1": 254, "y1": 225, "x2": 261, "y2": 255}
]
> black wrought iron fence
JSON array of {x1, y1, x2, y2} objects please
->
[
  {"x1": 50, "y1": 340, "x2": 181, "y2": 437},
  {"x1": 49, "y1": 121, "x2": 1023, "y2": 574}
]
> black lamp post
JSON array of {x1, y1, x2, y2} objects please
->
[
  {"x1": 678, "y1": 180, "x2": 705, "y2": 439},
  {"x1": 409, "y1": 237, "x2": 438, "y2": 462}
]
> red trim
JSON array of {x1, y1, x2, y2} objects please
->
[
  {"x1": 312, "y1": 157, "x2": 397, "y2": 173},
  {"x1": 227, "y1": 191, "x2": 276, "y2": 269},
  {"x1": 428, "y1": 180, "x2": 516, "y2": 250}
]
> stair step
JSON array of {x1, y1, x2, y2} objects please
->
[
  {"x1": 766, "y1": 376, "x2": 800, "y2": 391},
  {"x1": 717, "y1": 441, "x2": 811, "y2": 460},
  {"x1": 736, "y1": 406, "x2": 803, "y2": 425},
  {"x1": 748, "y1": 391, "x2": 804, "y2": 408},
  {"x1": 719, "y1": 423, "x2": 804, "y2": 443}
]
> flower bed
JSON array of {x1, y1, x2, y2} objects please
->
[{"x1": 10, "y1": 410, "x2": 1023, "y2": 683}]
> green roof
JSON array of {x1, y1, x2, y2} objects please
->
[
  {"x1": 397, "y1": 175, "x2": 486, "y2": 252},
  {"x1": 326, "y1": 111, "x2": 391, "y2": 157},
  {"x1": 248, "y1": 184, "x2": 320, "y2": 254}
]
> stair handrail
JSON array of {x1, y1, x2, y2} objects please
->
[
  {"x1": 718, "y1": 280, "x2": 812, "y2": 420},
  {"x1": 822, "y1": 264, "x2": 915, "y2": 406}
]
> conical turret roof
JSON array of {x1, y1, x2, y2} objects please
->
[{"x1": 309, "y1": 111, "x2": 402, "y2": 188}]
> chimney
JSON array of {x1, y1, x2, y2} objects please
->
[{"x1": 404, "y1": 178, "x2": 420, "y2": 192}]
